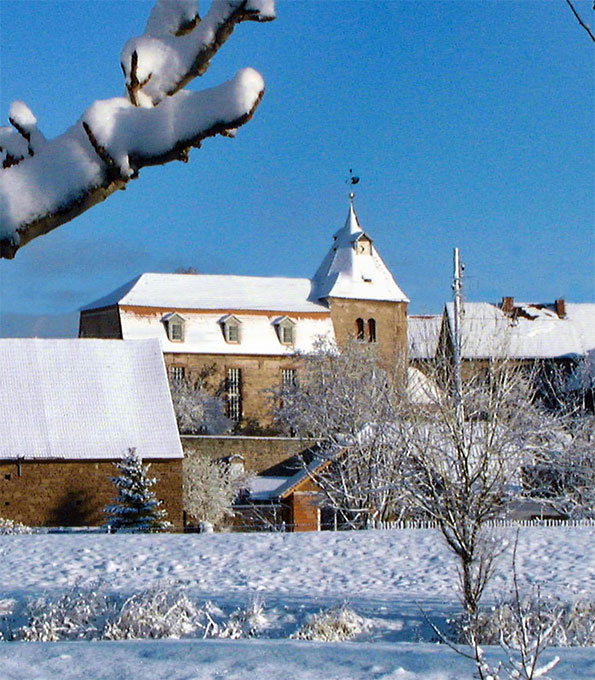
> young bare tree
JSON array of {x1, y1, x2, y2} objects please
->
[
  {"x1": 183, "y1": 454, "x2": 250, "y2": 529},
  {"x1": 0, "y1": 0, "x2": 275, "y2": 258},
  {"x1": 277, "y1": 338, "x2": 573, "y2": 678},
  {"x1": 170, "y1": 375, "x2": 232, "y2": 435}
]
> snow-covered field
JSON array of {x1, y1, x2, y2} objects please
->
[{"x1": 0, "y1": 527, "x2": 593, "y2": 679}]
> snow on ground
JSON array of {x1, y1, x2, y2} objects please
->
[{"x1": 0, "y1": 527, "x2": 593, "y2": 679}]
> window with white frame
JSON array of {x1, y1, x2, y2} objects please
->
[
  {"x1": 164, "y1": 313, "x2": 185, "y2": 342},
  {"x1": 277, "y1": 317, "x2": 296, "y2": 345},
  {"x1": 226, "y1": 367, "x2": 242, "y2": 422},
  {"x1": 170, "y1": 365, "x2": 186, "y2": 381},
  {"x1": 222, "y1": 316, "x2": 241, "y2": 344},
  {"x1": 281, "y1": 368, "x2": 297, "y2": 390}
]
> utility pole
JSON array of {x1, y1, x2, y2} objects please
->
[{"x1": 452, "y1": 247, "x2": 464, "y2": 420}]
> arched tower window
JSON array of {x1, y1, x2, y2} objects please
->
[
  {"x1": 355, "y1": 318, "x2": 365, "y2": 341},
  {"x1": 368, "y1": 318, "x2": 377, "y2": 343}
]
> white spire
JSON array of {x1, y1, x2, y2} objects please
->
[{"x1": 311, "y1": 199, "x2": 409, "y2": 303}]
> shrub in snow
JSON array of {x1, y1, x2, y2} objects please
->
[
  {"x1": 0, "y1": 518, "x2": 34, "y2": 534},
  {"x1": 219, "y1": 597, "x2": 268, "y2": 639},
  {"x1": 103, "y1": 587, "x2": 205, "y2": 640},
  {"x1": 450, "y1": 596, "x2": 595, "y2": 648},
  {"x1": 104, "y1": 448, "x2": 171, "y2": 533},
  {"x1": 291, "y1": 604, "x2": 369, "y2": 642},
  {"x1": 14, "y1": 585, "x2": 113, "y2": 642}
]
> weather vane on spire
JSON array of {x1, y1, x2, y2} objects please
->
[{"x1": 346, "y1": 169, "x2": 360, "y2": 202}]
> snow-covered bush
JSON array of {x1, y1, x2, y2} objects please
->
[
  {"x1": 450, "y1": 596, "x2": 595, "y2": 648},
  {"x1": 291, "y1": 604, "x2": 369, "y2": 642},
  {"x1": 0, "y1": 518, "x2": 35, "y2": 534},
  {"x1": 15, "y1": 585, "x2": 113, "y2": 642},
  {"x1": 219, "y1": 597, "x2": 268, "y2": 639},
  {"x1": 103, "y1": 587, "x2": 205, "y2": 640},
  {"x1": 104, "y1": 448, "x2": 171, "y2": 533}
]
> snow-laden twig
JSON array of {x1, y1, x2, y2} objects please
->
[{"x1": 0, "y1": 0, "x2": 275, "y2": 258}]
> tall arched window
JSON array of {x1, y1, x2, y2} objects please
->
[
  {"x1": 368, "y1": 318, "x2": 377, "y2": 343},
  {"x1": 355, "y1": 318, "x2": 365, "y2": 341}
]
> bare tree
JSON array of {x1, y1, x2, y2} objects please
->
[
  {"x1": 183, "y1": 454, "x2": 249, "y2": 528},
  {"x1": 170, "y1": 375, "x2": 232, "y2": 434},
  {"x1": 0, "y1": 0, "x2": 275, "y2": 259},
  {"x1": 275, "y1": 340, "x2": 414, "y2": 527},
  {"x1": 277, "y1": 338, "x2": 575, "y2": 678}
]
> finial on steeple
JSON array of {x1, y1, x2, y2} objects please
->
[{"x1": 346, "y1": 169, "x2": 360, "y2": 202}]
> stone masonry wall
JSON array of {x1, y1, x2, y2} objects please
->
[
  {"x1": 167, "y1": 353, "x2": 304, "y2": 428},
  {"x1": 0, "y1": 459, "x2": 183, "y2": 530},
  {"x1": 329, "y1": 298, "x2": 408, "y2": 366},
  {"x1": 181, "y1": 435, "x2": 316, "y2": 474}
]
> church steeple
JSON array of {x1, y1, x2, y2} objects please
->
[{"x1": 311, "y1": 197, "x2": 408, "y2": 303}]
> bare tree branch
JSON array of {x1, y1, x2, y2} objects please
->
[{"x1": 564, "y1": 0, "x2": 595, "y2": 42}]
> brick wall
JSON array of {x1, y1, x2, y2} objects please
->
[
  {"x1": 0, "y1": 458, "x2": 183, "y2": 530},
  {"x1": 181, "y1": 435, "x2": 316, "y2": 474}
]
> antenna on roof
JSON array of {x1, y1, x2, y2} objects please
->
[{"x1": 345, "y1": 169, "x2": 360, "y2": 202}]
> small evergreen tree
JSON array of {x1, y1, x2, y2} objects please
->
[{"x1": 104, "y1": 448, "x2": 171, "y2": 532}]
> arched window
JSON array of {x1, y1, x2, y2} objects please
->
[
  {"x1": 355, "y1": 318, "x2": 365, "y2": 341},
  {"x1": 368, "y1": 318, "x2": 377, "y2": 343}
]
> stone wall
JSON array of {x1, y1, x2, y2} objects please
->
[
  {"x1": 181, "y1": 435, "x2": 316, "y2": 474},
  {"x1": 0, "y1": 458, "x2": 183, "y2": 530},
  {"x1": 329, "y1": 298, "x2": 408, "y2": 366},
  {"x1": 168, "y1": 354, "x2": 305, "y2": 428}
]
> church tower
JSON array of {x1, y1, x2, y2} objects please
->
[{"x1": 311, "y1": 195, "x2": 409, "y2": 365}]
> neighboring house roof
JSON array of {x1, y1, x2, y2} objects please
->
[
  {"x1": 0, "y1": 338, "x2": 182, "y2": 461},
  {"x1": 444, "y1": 301, "x2": 595, "y2": 360},
  {"x1": 82, "y1": 273, "x2": 330, "y2": 313},
  {"x1": 311, "y1": 201, "x2": 409, "y2": 303},
  {"x1": 408, "y1": 315, "x2": 442, "y2": 360}
]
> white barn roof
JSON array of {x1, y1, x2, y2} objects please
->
[
  {"x1": 445, "y1": 302, "x2": 595, "y2": 360},
  {"x1": 0, "y1": 339, "x2": 182, "y2": 461},
  {"x1": 311, "y1": 202, "x2": 409, "y2": 303},
  {"x1": 82, "y1": 273, "x2": 329, "y2": 313}
]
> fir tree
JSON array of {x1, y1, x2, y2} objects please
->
[{"x1": 104, "y1": 448, "x2": 171, "y2": 532}]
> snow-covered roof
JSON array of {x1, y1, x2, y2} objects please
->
[
  {"x1": 82, "y1": 273, "x2": 329, "y2": 313},
  {"x1": 247, "y1": 476, "x2": 291, "y2": 501},
  {"x1": 120, "y1": 309, "x2": 335, "y2": 356},
  {"x1": 408, "y1": 315, "x2": 442, "y2": 360},
  {"x1": 0, "y1": 338, "x2": 182, "y2": 460},
  {"x1": 444, "y1": 302, "x2": 595, "y2": 360},
  {"x1": 311, "y1": 201, "x2": 409, "y2": 303}
]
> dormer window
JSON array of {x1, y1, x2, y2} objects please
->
[
  {"x1": 221, "y1": 315, "x2": 241, "y2": 344},
  {"x1": 163, "y1": 313, "x2": 185, "y2": 342},
  {"x1": 354, "y1": 234, "x2": 372, "y2": 256},
  {"x1": 276, "y1": 317, "x2": 296, "y2": 345}
]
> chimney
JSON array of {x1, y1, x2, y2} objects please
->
[
  {"x1": 501, "y1": 296, "x2": 514, "y2": 314},
  {"x1": 555, "y1": 298, "x2": 566, "y2": 318}
]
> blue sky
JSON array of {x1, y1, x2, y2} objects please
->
[{"x1": 0, "y1": 0, "x2": 593, "y2": 336}]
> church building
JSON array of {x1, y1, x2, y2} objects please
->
[{"x1": 79, "y1": 199, "x2": 409, "y2": 428}]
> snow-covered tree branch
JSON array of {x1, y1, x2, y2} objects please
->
[{"x1": 0, "y1": 0, "x2": 275, "y2": 259}]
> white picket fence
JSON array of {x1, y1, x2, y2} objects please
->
[{"x1": 372, "y1": 518, "x2": 595, "y2": 530}]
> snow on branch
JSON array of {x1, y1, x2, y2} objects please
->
[{"x1": 0, "y1": 0, "x2": 275, "y2": 259}]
